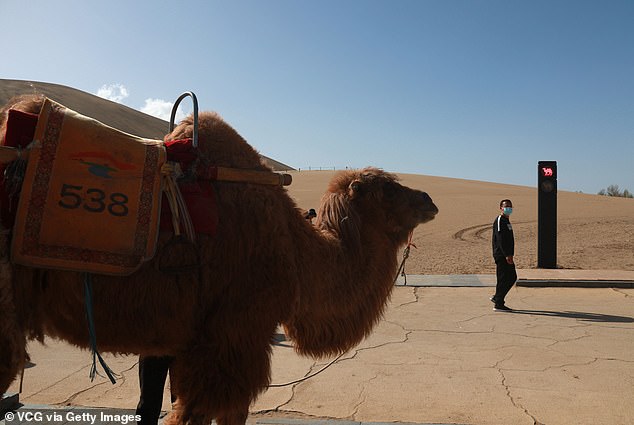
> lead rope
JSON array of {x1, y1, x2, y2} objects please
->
[
  {"x1": 161, "y1": 163, "x2": 196, "y2": 243},
  {"x1": 268, "y1": 351, "x2": 346, "y2": 388},
  {"x1": 394, "y1": 231, "x2": 417, "y2": 286},
  {"x1": 84, "y1": 273, "x2": 117, "y2": 384}
]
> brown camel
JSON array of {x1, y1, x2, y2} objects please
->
[{"x1": 0, "y1": 94, "x2": 438, "y2": 425}]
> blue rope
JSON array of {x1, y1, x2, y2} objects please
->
[{"x1": 83, "y1": 273, "x2": 117, "y2": 384}]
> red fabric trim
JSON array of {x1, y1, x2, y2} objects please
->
[
  {"x1": 1, "y1": 109, "x2": 39, "y2": 228},
  {"x1": 164, "y1": 138, "x2": 197, "y2": 172},
  {"x1": 4, "y1": 109, "x2": 38, "y2": 148},
  {"x1": 162, "y1": 138, "x2": 218, "y2": 236},
  {"x1": 164, "y1": 138, "x2": 219, "y2": 181},
  {"x1": 160, "y1": 181, "x2": 218, "y2": 236}
]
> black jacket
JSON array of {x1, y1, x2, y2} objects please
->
[{"x1": 492, "y1": 215, "x2": 514, "y2": 259}]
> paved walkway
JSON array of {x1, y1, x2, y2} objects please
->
[
  {"x1": 3, "y1": 270, "x2": 634, "y2": 425},
  {"x1": 395, "y1": 269, "x2": 634, "y2": 288}
]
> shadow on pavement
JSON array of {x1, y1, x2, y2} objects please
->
[{"x1": 511, "y1": 309, "x2": 634, "y2": 323}]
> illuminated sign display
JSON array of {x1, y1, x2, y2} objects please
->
[
  {"x1": 539, "y1": 162, "x2": 557, "y2": 179},
  {"x1": 537, "y1": 160, "x2": 557, "y2": 268}
]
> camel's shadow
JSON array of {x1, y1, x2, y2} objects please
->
[{"x1": 511, "y1": 309, "x2": 634, "y2": 323}]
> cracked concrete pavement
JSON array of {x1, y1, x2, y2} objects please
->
[{"x1": 5, "y1": 281, "x2": 634, "y2": 425}]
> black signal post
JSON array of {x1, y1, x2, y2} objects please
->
[{"x1": 538, "y1": 161, "x2": 557, "y2": 268}]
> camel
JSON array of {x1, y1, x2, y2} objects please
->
[{"x1": 0, "y1": 94, "x2": 438, "y2": 425}]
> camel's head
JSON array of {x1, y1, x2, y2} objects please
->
[{"x1": 318, "y1": 167, "x2": 438, "y2": 245}]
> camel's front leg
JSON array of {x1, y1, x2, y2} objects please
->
[
  {"x1": 216, "y1": 405, "x2": 248, "y2": 425},
  {"x1": 0, "y1": 262, "x2": 26, "y2": 393},
  {"x1": 162, "y1": 398, "x2": 213, "y2": 425},
  {"x1": 163, "y1": 398, "x2": 248, "y2": 425},
  {"x1": 0, "y1": 318, "x2": 25, "y2": 393},
  {"x1": 166, "y1": 325, "x2": 275, "y2": 425}
]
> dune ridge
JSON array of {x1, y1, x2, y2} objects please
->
[
  {"x1": 287, "y1": 170, "x2": 634, "y2": 275},
  {"x1": 2, "y1": 80, "x2": 631, "y2": 274}
]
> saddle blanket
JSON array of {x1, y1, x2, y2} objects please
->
[{"x1": 10, "y1": 98, "x2": 166, "y2": 275}]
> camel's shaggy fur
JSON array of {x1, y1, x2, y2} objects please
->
[{"x1": 0, "y1": 95, "x2": 438, "y2": 425}]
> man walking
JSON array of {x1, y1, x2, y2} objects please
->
[{"x1": 491, "y1": 199, "x2": 517, "y2": 311}]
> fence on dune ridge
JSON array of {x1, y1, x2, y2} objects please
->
[{"x1": 295, "y1": 166, "x2": 359, "y2": 171}]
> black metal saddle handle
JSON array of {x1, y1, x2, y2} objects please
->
[{"x1": 169, "y1": 92, "x2": 199, "y2": 148}]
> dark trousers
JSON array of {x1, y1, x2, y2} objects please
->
[
  {"x1": 494, "y1": 257, "x2": 517, "y2": 304},
  {"x1": 136, "y1": 356, "x2": 174, "y2": 425}
]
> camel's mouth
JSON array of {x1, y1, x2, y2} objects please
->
[
  {"x1": 414, "y1": 191, "x2": 438, "y2": 224},
  {"x1": 418, "y1": 206, "x2": 438, "y2": 223}
]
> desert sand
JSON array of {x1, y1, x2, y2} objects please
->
[{"x1": 286, "y1": 170, "x2": 634, "y2": 275}]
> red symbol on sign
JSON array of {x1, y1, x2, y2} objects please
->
[{"x1": 542, "y1": 167, "x2": 553, "y2": 177}]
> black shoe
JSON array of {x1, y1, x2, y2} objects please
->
[
  {"x1": 494, "y1": 304, "x2": 513, "y2": 312},
  {"x1": 490, "y1": 296, "x2": 496, "y2": 304}
]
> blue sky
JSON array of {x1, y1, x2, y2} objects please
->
[{"x1": 2, "y1": 0, "x2": 632, "y2": 194}]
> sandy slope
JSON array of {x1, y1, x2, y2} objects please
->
[
  {"x1": 2, "y1": 80, "x2": 631, "y2": 274},
  {"x1": 0, "y1": 79, "x2": 292, "y2": 171},
  {"x1": 286, "y1": 170, "x2": 634, "y2": 275}
]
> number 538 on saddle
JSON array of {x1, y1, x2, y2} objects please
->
[{"x1": 10, "y1": 98, "x2": 165, "y2": 275}]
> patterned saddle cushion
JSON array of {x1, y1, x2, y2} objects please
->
[{"x1": 10, "y1": 98, "x2": 166, "y2": 275}]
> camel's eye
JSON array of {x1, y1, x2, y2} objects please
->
[{"x1": 349, "y1": 180, "x2": 365, "y2": 197}]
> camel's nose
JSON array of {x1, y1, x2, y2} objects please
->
[{"x1": 414, "y1": 191, "x2": 438, "y2": 215}]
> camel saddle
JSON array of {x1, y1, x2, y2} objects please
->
[
  {"x1": 2, "y1": 97, "x2": 291, "y2": 275},
  {"x1": 8, "y1": 98, "x2": 166, "y2": 275}
]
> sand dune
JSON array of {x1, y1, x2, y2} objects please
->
[
  {"x1": 286, "y1": 170, "x2": 634, "y2": 274},
  {"x1": 1, "y1": 79, "x2": 169, "y2": 139},
  {"x1": 0, "y1": 79, "x2": 292, "y2": 171},
  {"x1": 2, "y1": 80, "x2": 631, "y2": 274}
]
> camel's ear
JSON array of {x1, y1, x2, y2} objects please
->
[{"x1": 348, "y1": 180, "x2": 364, "y2": 198}]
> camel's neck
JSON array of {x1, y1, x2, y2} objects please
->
[{"x1": 284, "y1": 223, "x2": 401, "y2": 358}]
